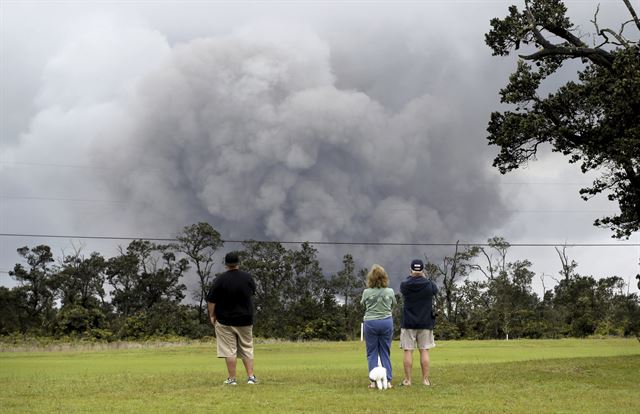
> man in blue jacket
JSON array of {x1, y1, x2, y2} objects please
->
[{"x1": 399, "y1": 259, "x2": 438, "y2": 386}]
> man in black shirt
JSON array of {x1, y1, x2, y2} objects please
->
[{"x1": 206, "y1": 252, "x2": 257, "y2": 385}]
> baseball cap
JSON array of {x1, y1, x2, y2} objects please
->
[
  {"x1": 224, "y1": 252, "x2": 240, "y2": 265},
  {"x1": 411, "y1": 259, "x2": 424, "y2": 271}
]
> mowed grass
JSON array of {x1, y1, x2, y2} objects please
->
[{"x1": 1, "y1": 338, "x2": 639, "y2": 413}]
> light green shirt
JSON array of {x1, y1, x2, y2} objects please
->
[{"x1": 361, "y1": 287, "x2": 396, "y2": 321}]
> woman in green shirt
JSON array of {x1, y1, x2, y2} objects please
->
[{"x1": 361, "y1": 264, "x2": 396, "y2": 388}]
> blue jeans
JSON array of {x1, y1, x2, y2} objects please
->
[{"x1": 364, "y1": 317, "x2": 393, "y2": 380}]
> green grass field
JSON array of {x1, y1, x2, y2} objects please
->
[{"x1": 1, "y1": 338, "x2": 639, "y2": 413}]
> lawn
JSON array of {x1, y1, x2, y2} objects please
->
[{"x1": 1, "y1": 338, "x2": 639, "y2": 413}]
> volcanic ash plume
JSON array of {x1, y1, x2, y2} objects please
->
[{"x1": 94, "y1": 25, "x2": 506, "y2": 252}]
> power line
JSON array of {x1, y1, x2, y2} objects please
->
[
  {"x1": 0, "y1": 161, "x2": 162, "y2": 172},
  {"x1": 0, "y1": 195, "x2": 619, "y2": 213},
  {"x1": 0, "y1": 162, "x2": 608, "y2": 187},
  {"x1": 0, "y1": 233, "x2": 176, "y2": 242},
  {"x1": 500, "y1": 182, "x2": 593, "y2": 186},
  {"x1": 0, "y1": 196, "x2": 124, "y2": 203},
  {"x1": 0, "y1": 233, "x2": 638, "y2": 247},
  {"x1": 1, "y1": 161, "x2": 101, "y2": 170}
]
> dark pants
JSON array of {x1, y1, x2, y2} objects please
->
[{"x1": 364, "y1": 317, "x2": 393, "y2": 380}]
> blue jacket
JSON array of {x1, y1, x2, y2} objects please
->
[{"x1": 400, "y1": 275, "x2": 438, "y2": 329}]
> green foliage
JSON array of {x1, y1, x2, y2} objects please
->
[
  {"x1": 240, "y1": 240, "x2": 293, "y2": 338},
  {"x1": 331, "y1": 255, "x2": 367, "y2": 339},
  {"x1": 434, "y1": 242, "x2": 480, "y2": 323},
  {"x1": 55, "y1": 305, "x2": 106, "y2": 335},
  {"x1": 106, "y1": 240, "x2": 188, "y2": 317},
  {"x1": 85, "y1": 328, "x2": 114, "y2": 341},
  {"x1": 174, "y1": 222, "x2": 223, "y2": 322},
  {"x1": 486, "y1": 0, "x2": 640, "y2": 238},
  {"x1": 117, "y1": 303, "x2": 208, "y2": 340},
  {"x1": 2, "y1": 229, "x2": 639, "y2": 341},
  {"x1": 0, "y1": 287, "x2": 29, "y2": 334},
  {"x1": 482, "y1": 260, "x2": 539, "y2": 339},
  {"x1": 429, "y1": 237, "x2": 640, "y2": 340},
  {"x1": 242, "y1": 241, "x2": 352, "y2": 341},
  {"x1": 54, "y1": 251, "x2": 107, "y2": 308},
  {"x1": 9, "y1": 245, "x2": 56, "y2": 329},
  {"x1": 433, "y1": 318, "x2": 461, "y2": 340}
]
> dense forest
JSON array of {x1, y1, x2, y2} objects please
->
[{"x1": 1, "y1": 223, "x2": 638, "y2": 341}]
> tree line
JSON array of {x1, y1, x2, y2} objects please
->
[{"x1": 1, "y1": 223, "x2": 638, "y2": 341}]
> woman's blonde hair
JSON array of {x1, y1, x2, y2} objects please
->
[{"x1": 366, "y1": 264, "x2": 389, "y2": 288}]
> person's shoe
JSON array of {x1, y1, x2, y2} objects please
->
[
  {"x1": 223, "y1": 377, "x2": 237, "y2": 385},
  {"x1": 247, "y1": 375, "x2": 258, "y2": 385},
  {"x1": 423, "y1": 378, "x2": 431, "y2": 386},
  {"x1": 399, "y1": 379, "x2": 411, "y2": 386}
]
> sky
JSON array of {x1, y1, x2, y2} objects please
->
[{"x1": 1, "y1": 0, "x2": 638, "y2": 297}]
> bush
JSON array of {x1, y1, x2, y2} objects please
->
[
  {"x1": 435, "y1": 319, "x2": 461, "y2": 340},
  {"x1": 86, "y1": 328, "x2": 115, "y2": 341},
  {"x1": 55, "y1": 305, "x2": 105, "y2": 335}
]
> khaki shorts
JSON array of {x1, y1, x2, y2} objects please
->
[
  {"x1": 400, "y1": 328, "x2": 436, "y2": 350},
  {"x1": 215, "y1": 322, "x2": 254, "y2": 359}
]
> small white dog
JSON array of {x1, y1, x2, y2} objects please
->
[{"x1": 369, "y1": 366, "x2": 389, "y2": 390}]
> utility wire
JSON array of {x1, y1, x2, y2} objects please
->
[
  {"x1": 0, "y1": 162, "x2": 604, "y2": 186},
  {"x1": 0, "y1": 161, "x2": 162, "y2": 172},
  {"x1": 0, "y1": 233, "x2": 638, "y2": 247},
  {"x1": 0, "y1": 195, "x2": 619, "y2": 213},
  {"x1": 0, "y1": 196, "x2": 125, "y2": 203}
]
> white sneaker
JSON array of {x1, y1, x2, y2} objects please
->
[
  {"x1": 247, "y1": 376, "x2": 258, "y2": 385},
  {"x1": 223, "y1": 378, "x2": 237, "y2": 385}
]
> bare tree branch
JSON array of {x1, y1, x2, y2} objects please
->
[
  {"x1": 478, "y1": 247, "x2": 493, "y2": 279},
  {"x1": 524, "y1": 9, "x2": 555, "y2": 48},
  {"x1": 554, "y1": 245, "x2": 578, "y2": 281},
  {"x1": 596, "y1": 30, "x2": 624, "y2": 47},
  {"x1": 620, "y1": 19, "x2": 639, "y2": 42},
  {"x1": 591, "y1": 4, "x2": 631, "y2": 47},
  {"x1": 539, "y1": 273, "x2": 547, "y2": 295},
  {"x1": 545, "y1": 24, "x2": 588, "y2": 48},
  {"x1": 591, "y1": 3, "x2": 602, "y2": 46},
  {"x1": 519, "y1": 46, "x2": 614, "y2": 66},
  {"x1": 522, "y1": 7, "x2": 613, "y2": 68},
  {"x1": 622, "y1": 0, "x2": 640, "y2": 32}
]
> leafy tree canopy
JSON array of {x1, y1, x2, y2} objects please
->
[{"x1": 486, "y1": 0, "x2": 640, "y2": 238}]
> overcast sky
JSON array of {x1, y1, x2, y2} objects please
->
[{"x1": 1, "y1": 0, "x2": 638, "y2": 295}]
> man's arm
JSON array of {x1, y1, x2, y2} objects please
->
[{"x1": 207, "y1": 301, "x2": 216, "y2": 326}]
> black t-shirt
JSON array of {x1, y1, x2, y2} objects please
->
[{"x1": 206, "y1": 269, "x2": 256, "y2": 326}]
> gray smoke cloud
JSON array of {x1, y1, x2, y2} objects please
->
[
  {"x1": 1, "y1": 9, "x2": 519, "y2": 287},
  {"x1": 2, "y1": 2, "x2": 637, "y2": 294},
  {"x1": 92, "y1": 23, "x2": 508, "y2": 261}
]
